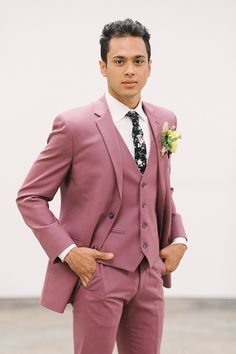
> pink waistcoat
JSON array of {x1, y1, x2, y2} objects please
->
[{"x1": 96, "y1": 120, "x2": 160, "y2": 272}]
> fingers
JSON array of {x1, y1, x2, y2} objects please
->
[
  {"x1": 77, "y1": 265, "x2": 96, "y2": 288},
  {"x1": 64, "y1": 247, "x2": 114, "y2": 288},
  {"x1": 160, "y1": 247, "x2": 179, "y2": 274},
  {"x1": 79, "y1": 249, "x2": 114, "y2": 286},
  {"x1": 163, "y1": 260, "x2": 176, "y2": 274},
  {"x1": 81, "y1": 275, "x2": 91, "y2": 288},
  {"x1": 94, "y1": 251, "x2": 114, "y2": 260}
]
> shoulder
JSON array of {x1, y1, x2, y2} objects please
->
[
  {"x1": 55, "y1": 100, "x2": 96, "y2": 125},
  {"x1": 50, "y1": 99, "x2": 100, "y2": 137}
]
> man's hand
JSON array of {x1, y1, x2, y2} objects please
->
[
  {"x1": 64, "y1": 247, "x2": 113, "y2": 288},
  {"x1": 159, "y1": 244, "x2": 186, "y2": 275}
]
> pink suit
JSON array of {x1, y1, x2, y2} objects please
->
[{"x1": 16, "y1": 95, "x2": 187, "y2": 353}]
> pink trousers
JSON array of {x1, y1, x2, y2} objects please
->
[{"x1": 71, "y1": 256, "x2": 165, "y2": 354}]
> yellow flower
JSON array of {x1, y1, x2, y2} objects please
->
[
  {"x1": 171, "y1": 131, "x2": 181, "y2": 139},
  {"x1": 161, "y1": 122, "x2": 182, "y2": 157},
  {"x1": 170, "y1": 140, "x2": 177, "y2": 153}
]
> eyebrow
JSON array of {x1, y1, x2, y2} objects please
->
[{"x1": 112, "y1": 55, "x2": 146, "y2": 59}]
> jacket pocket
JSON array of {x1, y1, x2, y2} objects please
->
[{"x1": 109, "y1": 228, "x2": 125, "y2": 234}]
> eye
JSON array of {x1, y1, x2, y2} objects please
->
[
  {"x1": 135, "y1": 59, "x2": 144, "y2": 65},
  {"x1": 114, "y1": 59, "x2": 124, "y2": 65}
]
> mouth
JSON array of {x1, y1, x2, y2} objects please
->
[{"x1": 121, "y1": 80, "x2": 138, "y2": 87}]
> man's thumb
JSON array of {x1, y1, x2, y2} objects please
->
[{"x1": 95, "y1": 251, "x2": 114, "y2": 260}]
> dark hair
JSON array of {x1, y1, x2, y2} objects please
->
[{"x1": 100, "y1": 18, "x2": 151, "y2": 63}]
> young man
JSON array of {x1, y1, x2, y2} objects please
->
[{"x1": 16, "y1": 18, "x2": 187, "y2": 354}]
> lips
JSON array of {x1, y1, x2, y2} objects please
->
[{"x1": 122, "y1": 80, "x2": 137, "y2": 84}]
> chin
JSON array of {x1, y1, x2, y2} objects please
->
[{"x1": 121, "y1": 88, "x2": 139, "y2": 97}]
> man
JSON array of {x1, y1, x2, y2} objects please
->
[{"x1": 16, "y1": 18, "x2": 187, "y2": 354}]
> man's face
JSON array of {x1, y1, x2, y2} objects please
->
[{"x1": 99, "y1": 36, "x2": 152, "y2": 105}]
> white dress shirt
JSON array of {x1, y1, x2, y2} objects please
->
[{"x1": 58, "y1": 90, "x2": 187, "y2": 261}]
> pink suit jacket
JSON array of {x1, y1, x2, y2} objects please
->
[{"x1": 16, "y1": 95, "x2": 187, "y2": 313}]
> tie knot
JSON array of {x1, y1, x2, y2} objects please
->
[{"x1": 126, "y1": 110, "x2": 139, "y2": 123}]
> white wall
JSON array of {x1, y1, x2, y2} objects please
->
[{"x1": 1, "y1": 0, "x2": 235, "y2": 297}]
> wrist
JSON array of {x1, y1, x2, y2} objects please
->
[
  {"x1": 171, "y1": 243, "x2": 187, "y2": 250},
  {"x1": 171, "y1": 237, "x2": 188, "y2": 249},
  {"x1": 64, "y1": 246, "x2": 78, "y2": 263}
]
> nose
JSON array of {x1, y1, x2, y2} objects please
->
[{"x1": 124, "y1": 62, "x2": 135, "y2": 76}]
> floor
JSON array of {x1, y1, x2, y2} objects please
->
[{"x1": 0, "y1": 298, "x2": 235, "y2": 354}]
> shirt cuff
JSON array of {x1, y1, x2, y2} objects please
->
[
  {"x1": 58, "y1": 244, "x2": 77, "y2": 262},
  {"x1": 170, "y1": 237, "x2": 188, "y2": 248}
]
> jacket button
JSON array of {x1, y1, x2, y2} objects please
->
[
  {"x1": 142, "y1": 222, "x2": 147, "y2": 228},
  {"x1": 143, "y1": 242, "x2": 149, "y2": 249},
  {"x1": 108, "y1": 211, "x2": 115, "y2": 219},
  {"x1": 142, "y1": 202, "x2": 147, "y2": 208},
  {"x1": 91, "y1": 245, "x2": 99, "y2": 250},
  {"x1": 141, "y1": 182, "x2": 147, "y2": 188}
]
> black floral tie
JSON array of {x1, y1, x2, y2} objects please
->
[{"x1": 126, "y1": 110, "x2": 147, "y2": 174}]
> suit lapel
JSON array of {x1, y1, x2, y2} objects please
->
[{"x1": 94, "y1": 95, "x2": 123, "y2": 200}]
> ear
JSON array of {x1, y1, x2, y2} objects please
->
[
  {"x1": 99, "y1": 60, "x2": 107, "y2": 77},
  {"x1": 148, "y1": 59, "x2": 152, "y2": 77}
]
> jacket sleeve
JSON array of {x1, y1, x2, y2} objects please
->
[
  {"x1": 168, "y1": 114, "x2": 187, "y2": 242},
  {"x1": 16, "y1": 115, "x2": 75, "y2": 263}
]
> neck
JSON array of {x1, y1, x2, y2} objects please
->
[{"x1": 107, "y1": 87, "x2": 141, "y2": 109}]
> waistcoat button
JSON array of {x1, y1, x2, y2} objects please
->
[
  {"x1": 142, "y1": 222, "x2": 147, "y2": 228},
  {"x1": 142, "y1": 202, "x2": 147, "y2": 208},
  {"x1": 141, "y1": 182, "x2": 147, "y2": 188},
  {"x1": 143, "y1": 242, "x2": 149, "y2": 248},
  {"x1": 108, "y1": 211, "x2": 115, "y2": 219},
  {"x1": 91, "y1": 245, "x2": 99, "y2": 250}
]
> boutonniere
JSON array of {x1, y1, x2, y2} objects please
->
[{"x1": 161, "y1": 121, "x2": 182, "y2": 157}]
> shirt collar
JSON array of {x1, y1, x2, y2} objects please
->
[{"x1": 105, "y1": 88, "x2": 146, "y2": 123}]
